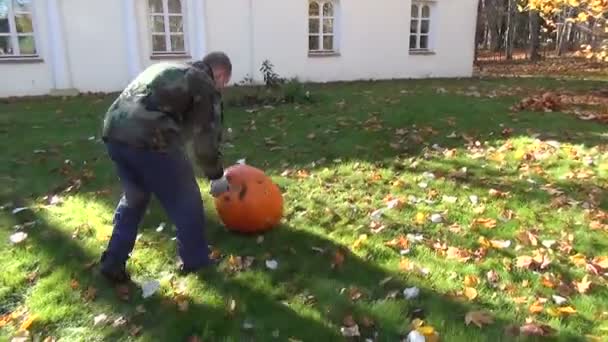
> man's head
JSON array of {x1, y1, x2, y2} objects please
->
[{"x1": 202, "y1": 51, "x2": 232, "y2": 90}]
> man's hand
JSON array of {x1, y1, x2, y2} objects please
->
[{"x1": 210, "y1": 175, "x2": 230, "y2": 197}]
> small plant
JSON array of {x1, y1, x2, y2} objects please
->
[
  {"x1": 260, "y1": 60, "x2": 284, "y2": 88},
  {"x1": 281, "y1": 78, "x2": 312, "y2": 103}
]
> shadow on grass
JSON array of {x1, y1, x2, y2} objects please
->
[{"x1": 7, "y1": 201, "x2": 593, "y2": 341}]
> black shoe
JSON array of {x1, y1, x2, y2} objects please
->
[
  {"x1": 100, "y1": 267, "x2": 132, "y2": 285},
  {"x1": 177, "y1": 259, "x2": 219, "y2": 276}
]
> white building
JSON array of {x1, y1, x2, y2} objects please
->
[{"x1": 0, "y1": 0, "x2": 478, "y2": 98}]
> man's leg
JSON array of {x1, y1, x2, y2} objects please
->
[
  {"x1": 100, "y1": 142, "x2": 151, "y2": 282},
  {"x1": 134, "y1": 148, "x2": 212, "y2": 272}
]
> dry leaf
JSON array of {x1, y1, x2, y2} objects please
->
[
  {"x1": 516, "y1": 256, "x2": 534, "y2": 269},
  {"x1": 464, "y1": 287, "x2": 478, "y2": 300},
  {"x1": 486, "y1": 270, "x2": 499, "y2": 284},
  {"x1": 332, "y1": 250, "x2": 345, "y2": 269},
  {"x1": 70, "y1": 279, "x2": 79, "y2": 290},
  {"x1": 116, "y1": 284, "x2": 130, "y2": 301},
  {"x1": 464, "y1": 275, "x2": 479, "y2": 287},
  {"x1": 490, "y1": 239, "x2": 511, "y2": 249},
  {"x1": 557, "y1": 306, "x2": 577, "y2": 315},
  {"x1": 465, "y1": 310, "x2": 494, "y2": 328},
  {"x1": 574, "y1": 275, "x2": 592, "y2": 294},
  {"x1": 570, "y1": 253, "x2": 587, "y2": 267},
  {"x1": 446, "y1": 247, "x2": 472, "y2": 262},
  {"x1": 541, "y1": 274, "x2": 557, "y2": 288},
  {"x1": 415, "y1": 212, "x2": 427, "y2": 225},
  {"x1": 529, "y1": 300, "x2": 544, "y2": 314},
  {"x1": 385, "y1": 236, "x2": 409, "y2": 250},
  {"x1": 519, "y1": 322, "x2": 556, "y2": 336},
  {"x1": 517, "y1": 230, "x2": 538, "y2": 246},
  {"x1": 19, "y1": 314, "x2": 37, "y2": 331},
  {"x1": 400, "y1": 258, "x2": 414, "y2": 271},
  {"x1": 84, "y1": 286, "x2": 97, "y2": 301},
  {"x1": 592, "y1": 256, "x2": 608, "y2": 270},
  {"x1": 472, "y1": 218, "x2": 497, "y2": 229}
]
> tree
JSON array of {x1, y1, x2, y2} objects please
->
[
  {"x1": 529, "y1": 8, "x2": 542, "y2": 60},
  {"x1": 521, "y1": 0, "x2": 608, "y2": 61}
]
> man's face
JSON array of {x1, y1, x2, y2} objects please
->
[{"x1": 213, "y1": 68, "x2": 231, "y2": 90}]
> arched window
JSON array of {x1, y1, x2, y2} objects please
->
[
  {"x1": 309, "y1": 1, "x2": 336, "y2": 53},
  {"x1": 149, "y1": 0, "x2": 186, "y2": 55},
  {"x1": 410, "y1": 2, "x2": 432, "y2": 51},
  {"x1": 0, "y1": 0, "x2": 38, "y2": 58}
]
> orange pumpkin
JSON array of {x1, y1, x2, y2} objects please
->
[{"x1": 213, "y1": 164, "x2": 283, "y2": 233}]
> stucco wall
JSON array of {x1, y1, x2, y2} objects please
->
[
  {"x1": 0, "y1": 0, "x2": 53, "y2": 97},
  {"x1": 0, "y1": 0, "x2": 477, "y2": 97}
]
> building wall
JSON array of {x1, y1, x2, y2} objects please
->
[
  {"x1": 0, "y1": 0, "x2": 53, "y2": 97},
  {"x1": 0, "y1": 0, "x2": 477, "y2": 98}
]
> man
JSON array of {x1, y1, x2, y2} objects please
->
[{"x1": 99, "y1": 52, "x2": 232, "y2": 284}]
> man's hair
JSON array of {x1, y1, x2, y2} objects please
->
[{"x1": 202, "y1": 51, "x2": 232, "y2": 75}]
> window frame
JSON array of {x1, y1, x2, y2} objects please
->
[
  {"x1": 147, "y1": 0, "x2": 189, "y2": 57},
  {"x1": 308, "y1": 0, "x2": 339, "y2": 56},
  {"x1": 0, "y1": 0, "x2": 40, "y2": 59},
  {"x1": 409, "y1": 1, "x2": 435, "y2": 54}
]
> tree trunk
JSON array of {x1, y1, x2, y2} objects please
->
[
  {"x1": 529, "y1": 9, "x2": 541, "y2": 61},
  {"x1": 505, "y1": 0, "x2": 515, "y2": 59}
]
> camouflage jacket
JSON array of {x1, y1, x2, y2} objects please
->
[{"x1": 102, "y1": 61, "x2": 225, "y2": 180}]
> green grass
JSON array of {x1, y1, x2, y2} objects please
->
[{"x1": 1, "y1": 77, "x2": 608, "y2": 341}]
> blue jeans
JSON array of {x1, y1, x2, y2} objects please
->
[{"x1": 100, "y1": 141, "x2": 211, "y2": 273}]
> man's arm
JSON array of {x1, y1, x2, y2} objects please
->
[{"x1": 185, "y1": 67, "x2": 225, "y2": 180}]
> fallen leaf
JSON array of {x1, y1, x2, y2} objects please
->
[
  {"x1": 570, "y1": 254, "x2": 587, "y2": 267},
  {"x1": 541, "y1": 274, "x2": 557, "y2": 288},
  {"x1": 464, "y1": 287, "x2": 478, "y2": 300},
  {"x1": 70, "y1": 279, "x2": 79, "y2": 290},
  {"x1": 490, "y1": 239, "x2": 511, "y2": 249},
  {"x1": 332, "y1": 250, "x2": 345, "y2": 269},
  {"x1": 415, "y1": 212, "x2": 427, "y2": 225},
  {"x1": 404, "y1": 287, "x2": 420, "y2": 299},
  {"x1": 93, "y1": 314, "x2": 108, "y2": 326},
  {"x1": 472, "y1": 218, "x2": 497, "y2": 229},
  {"x1": 516, "y1": 256, "x2": 534, "y2": 269},
  {"x1": 116, "y1": 284, "x2": 130, "y2": 301},
  {"x1": 592, "y1": 256, "x2": 608, "y2": 270},
  {"x1": 9, "y1": 232, "x2": 28, "y2": 244},
  {"x1": 519, "y1": 322, "x2": 556, "y2": 336},
  {"x1": 400, "y1": 258, "x2": 414, "y2": 271},
  {"x1": 517, "y1": 230, "x2": 538, "y2": 246},
  {"x1": 465, "y1": 310, "x2": 494, "y2": 328},
  {"x1": 112, "y1": 316, "x2": 127, "y2": 328},
  {"x1": 129, "y1": 325, "x2": 143, "y2": 336},
  {"x1": 385, "y1": 236, "x2": 409, "y2": 250},
  {"x1": 464, "y1": 275, "x2": 479, "y2": 287},
  {"x1": 446, "y1": 247, "x2": 472, "y2": 262},
  {"x1": 486, "y1": 270, "x2": 499, "y2": 284},
  {"x1": 265, "y1": 259, "x2": 279, "y2": 270},
  {"x1": 141, "y1": 280, "x2": 160, "y2": 299},
  {"x1": 529, "y1": 300, "x2": 544, "y2": 314},
  {"x1": 574, "y1": 275, "x2": 592, "y2": 294},
  {"x1": 557, "y1": 306, "x2": 577, "y2": 315},
  {"x1": 19, "y1": 314, "x2": 37, "y2": 331},
  {"x1": 84, "y1": 286, "x2": 97, "y2": 301}
]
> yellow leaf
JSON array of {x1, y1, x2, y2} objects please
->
[
  {"x1": 464, "y1": 287, "x2": 478, "y2": 300},
  {"x1": 592, "y1": 256, "x2": 608, "y2": 269},
  {"x1": 411, "y1": 318, "x2": 425, "y2": 329},
  {"x1": 464, "y1": 275, "x2": 479, "y2": 287},
  {"x1": 417, "y1": 326, "x2": 436, "y2": 336},
  {"x1": 465, "y1": 310, "x2": 494, "y2": 328},
  {"x1": 400, "y1": 258, "x2": 413, "y2": 271},
  {"x1": 577, "y1": 12, "x2": 589, "y2": 22},
  {"x1": 557, "y1": 306, "x2": 577, "y2": 315},
  {"x1": 415, "y1": 212, "x2": 427, "y2": 225},
  {"x1": 575, "y1": 275, "x2": 592, "y2": 294},
  {"x1": 569, "y1": 0, "x2": 580, "y2": 6},
  {"x1": 351, "y1": 234, "x2": 368, "y2": 249},
  {"x1": 19, "y1": 314, "x2": 37, "y2": 331},
  {"x1": 546, "y1": 307, "x2": 561, "y2": 317},
  {"x1": 541, "y1": 274, "x2": 557, "y2": 288},
  {"x1": 529, "y1": 300, "x2": 544, "y2": 314},
  {"x1": 570, "y1": 254, "x2": 588, "y2": 267},
  {"x1": 478, "y1": 236, "x2": 491, "y2": 248}
]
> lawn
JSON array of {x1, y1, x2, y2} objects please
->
[{"x1": 1, "y1": 76, "x2": 608, "y2": 341}]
